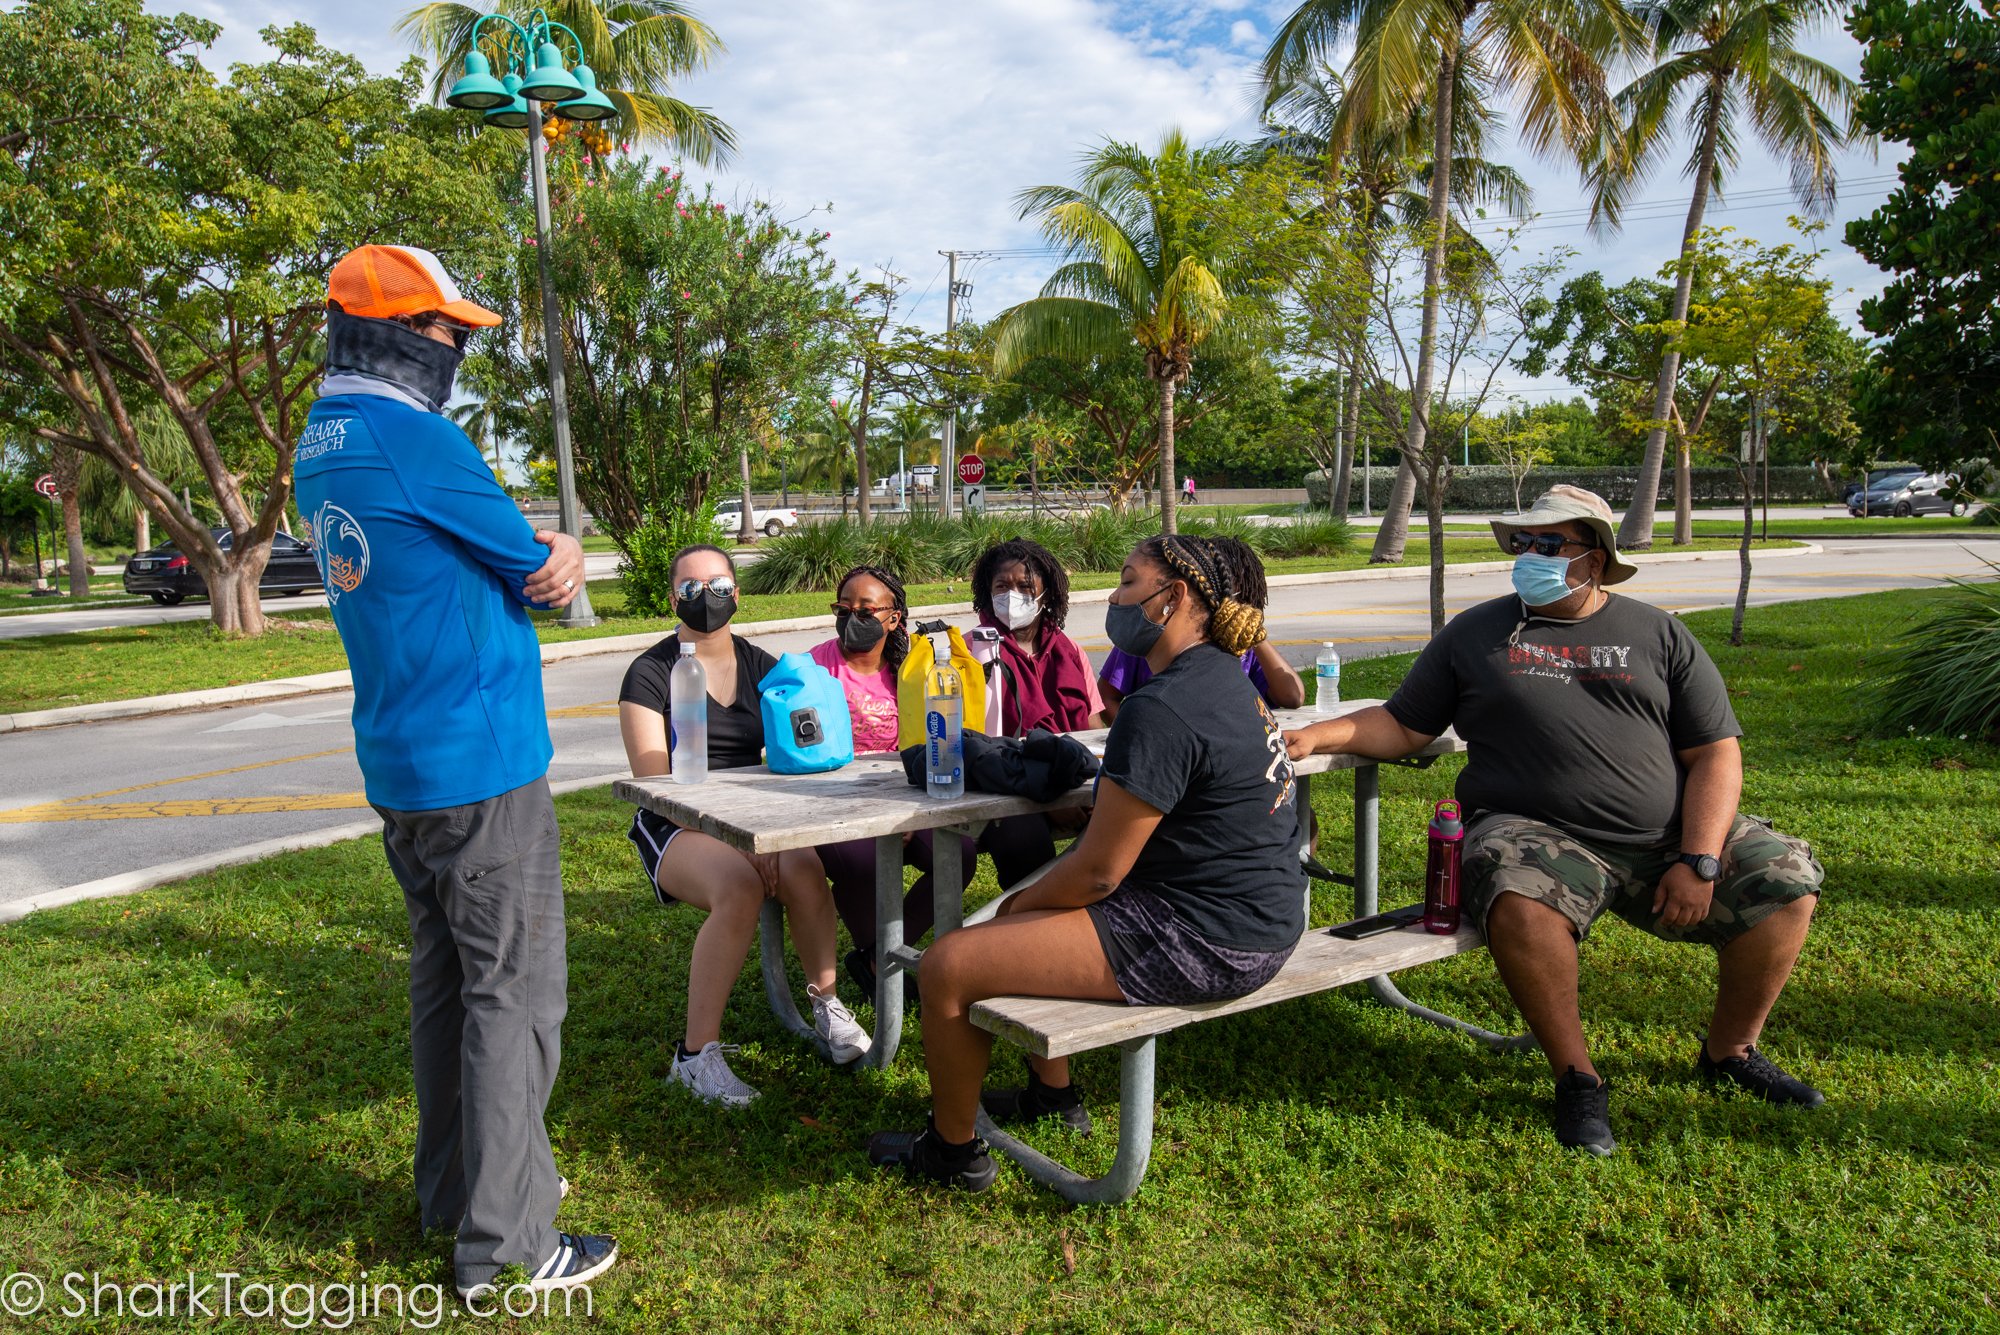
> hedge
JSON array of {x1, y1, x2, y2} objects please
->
[{"x1": 1304, "y1": 464, "x2": 1829, "y2": 511}]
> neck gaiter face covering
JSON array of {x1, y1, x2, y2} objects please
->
[{"x1": 323, "y1": 309, "x2": 467, "y2": 413}]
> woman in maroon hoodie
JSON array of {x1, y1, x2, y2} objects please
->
[{"x1": 971, "y1": 537, "x2": 1105, "y2": 734}]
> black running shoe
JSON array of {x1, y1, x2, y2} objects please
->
[
  {"x1": 1552, "y1": 1066, "x2": 1615, "y2": 1157},
  {"x1": 982, "y1": 1078, "x2": 1091, "y2": 1135},
  {"x1": 1698, "y1": 1043, "x2": 1825, "y2": 1107},
  {"x1": 843, "y1": 947, "x2": 876, "y2": 1001},
  {"x1": 457, "y1": 1231, "x2": 617, "y2": 1301},
  {"x1": 866, "y1": 1125, "x2": 998, "y2": 1192}
]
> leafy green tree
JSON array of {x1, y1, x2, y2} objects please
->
[
  {"x1": 1845, "y1": 0, "x2": 2000, "y2": 470},
  {"x1": 472, "y1": 159, "x2": 845, "y2": 550},
  {"x1": 0, "y1": 3, "x2": 511, "y2": 632},
  {"x1": 399, "y1": 0, "x2": 733, "y2": 161},
  {"x1": 1589, "y1": 0, "x2": 1858, "y2": 548},
  {"x1": 993, "y1": 131, "x2": 1297, "y2": 533},
  {"x1": 1263, "y1": 0, "x2": 1632, "y2": 558}
]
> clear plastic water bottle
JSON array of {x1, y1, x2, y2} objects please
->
[
  {"x1": 1314, "y1": 642, "x2": 1342, "y2": 713},
  {"x1": 924, "y1": 635, "x2": 965, "y2": 800},
  {"x1": 670, "y1": 640, "x2": 708, "y2": 784}
]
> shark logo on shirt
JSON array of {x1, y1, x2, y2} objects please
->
[{"x1": 310, "y1": 501, "x2": 370, "y2": 604}]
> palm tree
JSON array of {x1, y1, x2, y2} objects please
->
[
  {"x1": 398, "y1": 0, "x2": 735, "y2": 162},
  {"x1": 994, "y1": 131, "x2": 1261, "y2": 534},
  {"x1": 1263, "y1": 59, "x2": 1529, "y2": 528},
  {"x1": 1589, "y1": 0, "x2": 1857, "y2": 549},
  {"x1": 881, "y1": 401, "x2": 940, "y2": 511},
  {"x1": 449, "y1": 399, "x2": 509, "y2": 481},
  {"x1": 1263, "y1": 0, "x2": 1634, "y2": 560}
]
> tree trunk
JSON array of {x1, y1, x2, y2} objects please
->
[
  {"x1": 1426, "y1": 464, "x2": 1448, "y2": 636},
  {"x1": 1157, "y1": 374, "x2": 1179, "y2": 535},
  {"x1": 133, "y1": 507, "x2": 149, "y2": 555},
  {"x1": 1371, "y1": 41, "x2": 1459, "y2": 565},
  {"x1": 1369, "y1": 455, "x2": 1421, "y2": 561},
  {"x1": 737, "y1": 440, "x2": 756, "y2": 544},
  {"x1": 1620, "y1": 85, "x2": 1725, "y2": 551},
  {"x1": 52, "y1": 445, "x2": 89, "y2": 597},
  {"x1": 1730, "y1": 460, "x2": 1753, "y2": 647},
  {"x1": 1674, "y1": 439, "x2": 1693, "y2": 544},
  {"x1": 1332, "y1": 357, "x2": 1363, "y2": 517}
]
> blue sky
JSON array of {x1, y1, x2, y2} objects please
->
[{"x1": 176, "y1": 0, "x2": 1899, "y2": 407}]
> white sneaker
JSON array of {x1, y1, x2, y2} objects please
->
[
  {"x1": 670, "y1": 1041, "x2": 759, "y2": 1107},
  {"x1": 809, "y1": 983, "x2": 873, "y2": 1064}
]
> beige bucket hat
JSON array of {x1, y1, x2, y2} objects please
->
[{"x1": 1490, "y1": 484, "x2": 1640, "y2": 585}]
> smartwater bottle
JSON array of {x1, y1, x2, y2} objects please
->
[
  {"x1": 669, "y1": 641, "x2": 708, "y2": 784},
  {"x1": 1423, "y1": 799, "x2": 1464, "y2": 934},
  {"x1": 924, "y1": 634, "x2": 965, "y2": 800},
  {"x1": 1314, "y1": 643, "x2": 1342, "y2": 713}
]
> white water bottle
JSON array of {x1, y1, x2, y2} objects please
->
[
  {"x1": 670, "y1": 641, "x2": 708, "y2": 784},
  {"x1": 924, "y1": 635, "x2": 965, "y2": 800},
  {"x1": 1314, "y1": 643, "x2": 1341, "y2": 713}
]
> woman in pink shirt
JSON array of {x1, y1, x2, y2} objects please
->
[{"x1": 812, "y1": 566, "x2": 1057, "y2": 1000}]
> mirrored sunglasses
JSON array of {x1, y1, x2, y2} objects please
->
[{"x1": 676, "y1": 576, "x2": 737, "y2": 600}]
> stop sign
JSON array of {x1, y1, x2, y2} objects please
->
[{"x1": 957, "y1": 454, "x2": 985, "y2": 486}]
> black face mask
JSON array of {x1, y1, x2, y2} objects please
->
[
  {"x1": 836, "y1": 609, "x2": 889, "y2": 654},
  {"x1": 324, "y1": 308, "x2": 467, "y2": 412},
  {"x1": 675, "y1": 589, "x2": 736, "y2": 633}
]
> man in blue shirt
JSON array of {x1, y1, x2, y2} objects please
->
[{"x1": 296, "y1": 244, "x2": 612, "y2": 1299}]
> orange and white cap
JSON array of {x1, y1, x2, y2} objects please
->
[{"x1": 326, "y1": 245, "x2": 502, "y2": 327}]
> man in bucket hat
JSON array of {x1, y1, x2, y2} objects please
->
[
  {"x1": 1285, "y1": 485, "x2": 1823, "y2": 1155},
  {"x1": 295, "y1": 245, "x2": 614, "y2": 1296}
]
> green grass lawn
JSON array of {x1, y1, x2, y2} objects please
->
[
  {"x1": 1, "y1": 590, "x2": 1994, "y2": 1330},
  {"x1": 0, "y1": 537, "x2": 1795, "y2": 714},
  {"x1": 0, "y1": 579, "x2": 142, "y2": 613}
]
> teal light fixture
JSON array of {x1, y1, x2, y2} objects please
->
[
  {"x1": 482, "y1": 73, "x2": 531, "y2": 130},
  {"x1": 552, "y1": 65, "x2": 617, "y2": 122},
  {"x1": 445, "y1": 50, "x2": 511, "y2": 110},
  {"x1": 518, "y1": 41, "x2": 584, "y2": 102}
]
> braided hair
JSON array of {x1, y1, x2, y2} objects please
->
[
  {"x1": 1136, "y1": 534, "x2": 1266, "y2": 656},
  {"x1": 836, "y1": 564, "x2": 911, "y2": 670},
  {"x1": 1210, "y1": 537, "x2": 1269, "y2": 610},
  {"x1": 970, "y1": 537, "x2": 1071, "y2": 631}
]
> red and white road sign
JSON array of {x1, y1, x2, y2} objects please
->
[
  {"x1": 33, "y1": 474, "x2": 57, "y2": 499},
  {"x1": 956, "y1": 454, "x2": 985, "y2": 486}
]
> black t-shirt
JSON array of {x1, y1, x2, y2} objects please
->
[
  {"x1": 1097, "y1": 642, "x2": 1304, "y2": 952},
  {"x1": 619, "y1": 634, "x2": 778, "y2": 771},
  {"x1": 1385, "y1": 593, "x2": 1741, "y2": 844}
]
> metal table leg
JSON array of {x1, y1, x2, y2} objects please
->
[
  {"x1": 865, "y1": 832, "x2": 906, "y2": 1069},
  {"x1": 757, "y1": 900, "x2": 830, "y2": 1060},
  {"x1": 1350, "y1": 763, "x2": 1537, "y2": 1054},
  {"x1": 977, "y1": 1038, "x2": 1156, "y2": 1205}
]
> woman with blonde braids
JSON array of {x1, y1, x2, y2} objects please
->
[{"x1": 867, "y1": 535, "x2": 1305, "y2": 1190}]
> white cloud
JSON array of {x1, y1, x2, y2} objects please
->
[{"x1": 163, "y1": 0, "x2": 1899, "y2": 404}]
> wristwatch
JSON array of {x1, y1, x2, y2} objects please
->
[{"x1": 1677, "y1": 852, "x2": 1721, "y2": 882}]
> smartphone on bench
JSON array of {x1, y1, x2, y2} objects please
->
[{"x1": 1327, "y1": 903, "x2": 1425, "y2": 940}]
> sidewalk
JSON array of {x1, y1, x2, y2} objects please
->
[{"x1": 0, "y1": 543, "x2": 1817, "y2": 734}]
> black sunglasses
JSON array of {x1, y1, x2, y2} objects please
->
[
  {"x1": 1507, "y1": 531, "x2": 1599, "y2": 558},
  {"x1": 398, "y1": 313, "x2": 474, "y2": 350}
]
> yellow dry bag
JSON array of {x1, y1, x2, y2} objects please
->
[{"x1": 895, "y1": 624, "x2": 988, "y2": 750}]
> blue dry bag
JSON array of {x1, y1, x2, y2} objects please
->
[{"x1": 759, "y1": 653, "x2": 854, "y2": 774}]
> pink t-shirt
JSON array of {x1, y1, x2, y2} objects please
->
[{"x1": 809, "y1": 639, "x2": 901, "y2": 753}]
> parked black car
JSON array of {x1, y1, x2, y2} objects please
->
[{"x1": 123, "y1": 529, "x2": 323, "y2": 606}]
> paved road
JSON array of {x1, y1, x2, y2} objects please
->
[{"x1": 0, "y1": 539, "x2": 1988, "y2": 911}]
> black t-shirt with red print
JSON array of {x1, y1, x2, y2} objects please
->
[{"x1": 1385, "y1": 593, "x2": 1741, "y2": 844}]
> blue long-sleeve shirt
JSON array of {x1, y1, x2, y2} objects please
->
[{"x1": 294, "y1": 392, "x2": 553, "y2": 811}]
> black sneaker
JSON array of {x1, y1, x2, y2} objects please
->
[
  {"x1": 982, "y1": 1077, "x2": 1091, "y2": 1135},
  {"x1": 843, "y1": 947, "x2": 876, "y2": 1001},
  {"x1": 1552, "y1": 1066, "x2": 1615, "y2": 1157},
  {"x1": 456, "y1": 1231, "x2": 617, "y2": 1300},
  {"x1": 866, "y1": 1124, "x2": 998, "y2": 1192},
  {"x1": 1698, "y1": 1043, "x2": 1825, "y2": 1107}
]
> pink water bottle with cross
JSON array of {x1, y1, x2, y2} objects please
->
[{"x1": 1423, "y1": 799, "x2": 1465, "y2": 935}]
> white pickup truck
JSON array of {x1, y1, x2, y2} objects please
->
[{"x1": 713, "y1": 498, "x2": 801, "y2": 538}]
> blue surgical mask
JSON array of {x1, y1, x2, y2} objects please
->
[{"x1": 1511, "y1": 553, "x2": 1578, "y2": 608}]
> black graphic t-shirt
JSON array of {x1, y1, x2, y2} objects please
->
[
  {"x1": 1098, "y1": 642, "x2": 1304, "y2": 951},
  {"x1": 620, "y1": 634, "x2": 778, "y2": 771},
  {"x1": 1385, "y1": 593, "x2": 1740, "y2": 844}
]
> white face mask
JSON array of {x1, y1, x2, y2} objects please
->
[{"x1": 995, "y1": 590, "x2": 1041, "y2": 631}]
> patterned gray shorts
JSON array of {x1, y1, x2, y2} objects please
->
[{"x1": 1086, "y1": 882, "x2": 1296, "y2": 1007}]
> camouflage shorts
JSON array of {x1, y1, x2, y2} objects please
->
[{"x1": 1462, "y1": 813, "x2": 1823, "y2": 949}]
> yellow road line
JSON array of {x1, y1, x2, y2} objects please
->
[
  {"x1": 0, "y1": 793, "x2": 372, "y2": 823},
  {"x1": 547, "y1": 702, "x2": 621, "y2": 719},
  {"x1": 64, "y1": 747, "x2": 356, "y2": 803}
]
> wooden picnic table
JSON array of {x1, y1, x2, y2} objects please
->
[{"x1": 614, "y1": 702, "x2": 1506, "y2": 1071}]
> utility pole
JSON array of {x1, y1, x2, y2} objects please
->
[{"x1": 940, "y1": 250, "x2": 971, "y2": 521}]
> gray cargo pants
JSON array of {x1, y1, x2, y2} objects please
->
[{"x1": 374, "y1": 776, "x2": 566, "y2": 1289}]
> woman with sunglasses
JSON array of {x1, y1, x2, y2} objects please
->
[
  {"x1": 867, "y1": 535, "x2": 1304, "y2": 1189},
  {"x1": 618, "y1": 544, "x2": 870, "y2": 1108}
]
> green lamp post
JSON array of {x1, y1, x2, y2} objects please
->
[{"x1": 445, "y1": 10, "x2": 617, "y2": 629}]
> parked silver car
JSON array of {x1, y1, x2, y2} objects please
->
[{"x1": 1848, "y1": 472, "x2": 1968, "y2": 518}]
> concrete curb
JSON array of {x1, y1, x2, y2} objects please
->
[
  {"x1": 0, "y1": 542, "x2": 1819, "y2": 735},
  {"x1": 0, "y1": 770, "x2": 627, "y2": 925}
]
